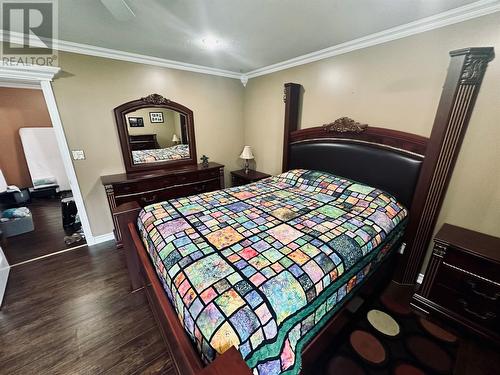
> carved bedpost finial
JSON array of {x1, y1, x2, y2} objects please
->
[
  {"x1": 450, "y1": 47, "x2": 494, "y2": 85},
  {"x1": 141, "y1": 93, "x2": 170, "y2": 105},
  {"x1": 322, "y1": 117, "x2": 368, "y2": 133},
  {"x1": 460, "y1": 53, "x2": 493, "y2": 85}
]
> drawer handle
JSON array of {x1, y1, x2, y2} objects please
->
[
  {"x1": 466, "y1": 280, "x2": 500, "y2": 301},
  {"x1": 141, "y1": 194, "x2": 157, "y2": 204},
  {"x1": 458, "y1": 299, "x2": 496, "y2": 320}
]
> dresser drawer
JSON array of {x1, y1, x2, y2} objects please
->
[
  {"x1": 114, "y1": 178, "x2": 221, "y2": 207},
  {"x1": 113, "y1": 168, "x2": 220, "y2": 196},
  {"x1": 102, "y1": 162, "x2": 225, "y2": 246}
]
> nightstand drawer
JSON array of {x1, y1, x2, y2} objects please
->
[
  {"x1": 443, "y1": 247, "x2": 499, "y2": 285},
  {"x1": 231, "y1": 175, "x2": 250, "y2": 187},
  {"x1": 412, "y1": 224, "x2": 500, "y2": 343},
  {"x1": 434, "y1": 262, "x2": 500, "y2": 301},
  {"x1": 429, "y1": 265, "x2": 499, "y2": 331},
  {"x1": 429, "y1": 284, "x2": 499, "y2": 332},
  {"x1": 230, "y1": 169, "x2": 271, "y2": 187}
]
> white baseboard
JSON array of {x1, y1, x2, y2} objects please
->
[
  {"x1": 92, "y1": 232, "x2": 116, "y2": 245},
  {"x1": 417, "y1": 273, "x2": 425, "y2": 284}
]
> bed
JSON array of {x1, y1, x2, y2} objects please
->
[
  {"x1": 132, "y1": 144, "x2": 190, "y2": 164},
  {"x1": 116, "y1": 115, "x2": 427, "y2": 374},
  {"x1": 138, "y1": 169, "x2": 408, "y2": 373},
  {"x1": 113, "y1": 47, "x2": 492, "y2": 375}
]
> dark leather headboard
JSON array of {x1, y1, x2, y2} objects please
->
[{"x1": 288, "y1": 141, "x2": 424, "y2": 208}]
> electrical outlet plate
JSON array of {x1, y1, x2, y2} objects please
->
[
  {"x1": 72, "y1": 150, "x2": 85, "y2": 160},
  {"x1": 398, "y1": 242, "x2": 406, "y2": 254}
]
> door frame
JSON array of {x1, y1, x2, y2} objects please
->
[{"x1": 0, "y1": 64, "x2": 96, "y2": 244}]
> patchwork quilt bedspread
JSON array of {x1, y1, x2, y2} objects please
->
[
  {"x1": 138, "y1": 169, "x2": 408, "y2": 374},
  {"x1": 132, "y1": 144, "x2": 190, "y2": 163}
]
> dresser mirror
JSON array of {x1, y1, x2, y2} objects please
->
[{"x1": 114, "y1": 94, "x2": 197, "y2": 173}]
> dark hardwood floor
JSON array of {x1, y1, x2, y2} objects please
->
[
  {"x1": 1, "y1": 236, "x2": 497, "y2": 375},
  {"x1": 0, "y1": 241, "x2": 176, "y2": 375},
  {"x1": 2, "y1": 197, "x2": 86, "y2": 265}
]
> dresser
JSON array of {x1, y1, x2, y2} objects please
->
[
  {"x1": 411, "y1": 224, "x2": 500, "y2": 342},
  {"x1": 101, "y1": 162, "x2": 224, "y2": 246}
]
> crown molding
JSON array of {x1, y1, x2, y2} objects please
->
[
  {"x1": 0, "y1": 0, "x2": 497, "y2": 84},
  {"x1": 246, "y1": 0, "x2": 500, "y2": 78},
  {"x1": 0, "y1": 64, "x2": 60, "y2": 86},
  {"x1": 55, "y1": 39, "x2": 242, "y2": 79},
  {"x1": 0, "y1": 31, "x2": 241, "y2": 80}
]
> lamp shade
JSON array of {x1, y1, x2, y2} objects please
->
[
  {"x1": 172, "y1": 134, "x2": 180, "y2": 142},
  {"x1": 239, "y1": 146, "x2": 254, "y2": 160}
]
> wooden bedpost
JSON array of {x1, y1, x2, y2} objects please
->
[
  {"x1": 282, "y1": 83, "x2": 301, "y2": 172},
  {"x1": 394, "y1": 47, "x2": 495, "y2": 285},
  {"x1": 113, "y1": 201, "x2": 143, "y2": 291}
]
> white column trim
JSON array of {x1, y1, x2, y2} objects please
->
[
  {"x1": 0, "y1": 64, "x2": 96, "y2": 245},
  {"x1": 40, "y1": 80, "x2": 95, "y2": 245}
]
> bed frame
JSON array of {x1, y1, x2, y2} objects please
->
[{"x1": 113, "y1": 47, "x2": 492, "y2": 375}]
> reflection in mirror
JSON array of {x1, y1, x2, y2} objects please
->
[{"x1": 125, "y1": 108, "x2": 190, "y2": 164}]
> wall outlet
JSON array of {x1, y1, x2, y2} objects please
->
[
  {"x1": 398, "y1": 242, "x2": 406, "y2": 254},
  {"x1": 72, "y1": 150, "x2": 85, "y2": 160}
]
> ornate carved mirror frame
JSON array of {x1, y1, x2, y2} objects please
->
[{"x1": 114, "y1": 93, "x2": 197, "y2": 174}]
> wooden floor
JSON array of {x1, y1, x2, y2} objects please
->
[
  {"x1": 0, "y1": 241, "x2": 176, "y2": 375},
  {"x1": 1, "y1": 237, "x2": 498, "y2": 375},
  {"x1": 2, "y1": 197, "x2": 86, "y2": 265}
]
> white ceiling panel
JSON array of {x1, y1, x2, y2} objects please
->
[{"x1": 53, "y1": 0, "x2": 488, "y2": 72}]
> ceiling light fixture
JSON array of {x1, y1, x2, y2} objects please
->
[{"x1": 201, "y1": 36, "x2": 222, "y2": 50}]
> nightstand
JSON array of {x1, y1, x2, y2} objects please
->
[
  {"x1": 231, "y1": 169, "x2": 271, "y2": 187},
  {"x1": 411, "y1": 224, "x2": 500, "y2": 343}
]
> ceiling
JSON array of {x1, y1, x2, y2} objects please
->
[{"x1": 55, "y1": 0, "x2": 487, "y2": 74}]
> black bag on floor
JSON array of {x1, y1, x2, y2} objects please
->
[{"x1": 61, "y1": 197, "x2": 81, "y2": 233}]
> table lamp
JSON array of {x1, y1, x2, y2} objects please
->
[
  {"x1": 172, "y1": 134, "x2": 180, "y2": 144},
  {"x1": 239, "y1": 146, "x2": 254, "y2": 174}
]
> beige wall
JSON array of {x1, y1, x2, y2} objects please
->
[
  {"x1": 243, "y1": 13, "x2": 500, "y2": 271},
  {"x1": 50, "y1": 14, "x2": 499, "y2": 272},
  {"x1": 0, "y1": 88, "x2": 52, "y2": 188},
  {"x1": 52, "y1": 52, "x2": 244, "y2": 236}
]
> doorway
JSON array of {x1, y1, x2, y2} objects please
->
[
  {"x1": 0, "y1": 65, "x2": 94, "y2": 270},
  {"x1": 0, "y1": 87, "x2": 86, "y2": 265}
]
